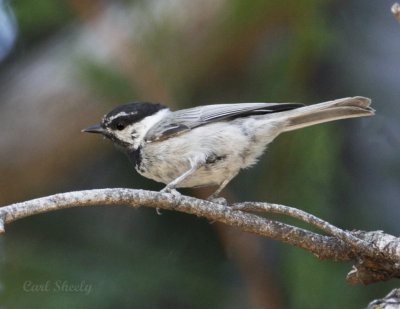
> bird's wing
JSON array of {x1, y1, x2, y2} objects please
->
[{"x1": 145, "y1": 102, "x2": 304, "y2": 142}]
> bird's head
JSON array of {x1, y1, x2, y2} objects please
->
[{"x1": 82, "y1": 102, "x2": 169, "y2": 150}]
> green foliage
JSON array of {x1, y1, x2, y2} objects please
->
[
  {"x1": 76, "y1": 59, "x2": 138, "y2": 104},
  {"x1": 11, "y1": 0, "x2": 74, "y2": 45}
]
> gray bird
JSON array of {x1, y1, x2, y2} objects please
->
[{"x1": 83, "y1": 97, "x2": 374, "y2": 199}]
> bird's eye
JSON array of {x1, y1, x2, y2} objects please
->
[{"x1": 116, "y1": 123, "x2": 125, "y2": 131}]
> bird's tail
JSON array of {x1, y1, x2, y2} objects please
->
[{"x1": 279, "y1": 96, "x2": 374, "y2": 132}]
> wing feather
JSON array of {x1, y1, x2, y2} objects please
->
[{"x1": 145, "y1": 102, "x2": 303, "y2": 142}]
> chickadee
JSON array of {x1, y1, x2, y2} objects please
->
[{"x1": 83, "y1": 97, "x2": 373, "y2": 199}]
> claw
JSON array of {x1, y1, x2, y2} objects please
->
[
  {"x1": 160, "y1": 187, "x2": 181, "y2": 197},
  {"x1": 207, "y1": 196, "x2": 228, "y2": 205},
  {"x1": 161, "y1": 186, "x2": 172, "y2": 193}
]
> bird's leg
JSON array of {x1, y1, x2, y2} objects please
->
[
  {"x1": 156, "y1": 162, "x2": 203, "y2": 215},
  {"x1": 161, "y1": 161, "x2": 202, "y2": 193},
  {"x1": 158, "y1": 163, "x2": 202, "y2": 215},
  {"x1": 207, "y1": 175, "x2": 236, "y2": 204}
]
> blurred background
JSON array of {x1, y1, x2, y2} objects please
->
[{"x1": 0, "y1": 0, "x2": 399, "y2": 308}]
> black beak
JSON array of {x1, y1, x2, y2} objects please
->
[{"x1": 81, "y1": 123, "x2": 106, "y2": 134}]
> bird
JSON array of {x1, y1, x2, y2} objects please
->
[{"x1": 83, "y1": 97, "x2": 373, "y2": 200}]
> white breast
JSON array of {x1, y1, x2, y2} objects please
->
[{"x1": 137, "y1": 117, "x2": 285, "y2": 188}]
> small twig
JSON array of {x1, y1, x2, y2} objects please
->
[
  {"x1": 392, "y1": 3, "x2": 400, "y2": 22},
  {"x1": 232, "y1": 202, "x2": 386, "y2": 262}
]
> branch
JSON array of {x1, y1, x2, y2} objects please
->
[
  {"x1": 0, "y1": 188, "x2": 351, "y2": 259},
  {"x1": 232, "y1": 202, "x2": 383, "y2": 260},
  {"x1": 367, "y1": 288, "x2": 400, "y2": 308},
  {"x1": 1, "y1": 188, "x2": 400, "y2": 285}
]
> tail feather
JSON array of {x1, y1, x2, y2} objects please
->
[{"x1": 280, "y1": 97, "x2": 374, "y2": 132}]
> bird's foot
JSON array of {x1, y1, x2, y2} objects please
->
[
  {"x1": 160, "y1": 187, "x2": 181, "y2": 198},
  {"x1": 157, "y1": 188, "x2": 181, "y2": 215},
  {"x1": 207, "y1": 196, "x2": 228, "y2": 205}
]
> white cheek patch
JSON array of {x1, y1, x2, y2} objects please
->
[
  {"x1": 112, "y1": 108, "x2": 171, "y2": 149},
  {"x1": 113, "y1": 126, "x2": 138, "y2": 145}
]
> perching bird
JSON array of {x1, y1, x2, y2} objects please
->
[{"x1": 83, "y1": 97, "x2": 373, "y2": 199}]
